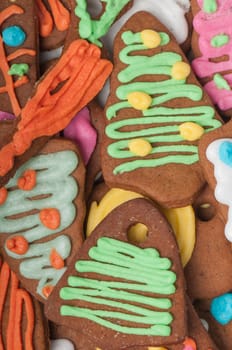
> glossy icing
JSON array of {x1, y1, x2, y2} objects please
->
[
  {"x1": 206, "y1": 138, "x2": 232, "y2": 241},
  {"x1": 0, "y1": 150, "x2": 79, "y2": 298}
]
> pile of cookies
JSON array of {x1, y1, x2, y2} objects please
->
[{"x1": 0, "y1": 1, "x2": 231, "y2": 349}]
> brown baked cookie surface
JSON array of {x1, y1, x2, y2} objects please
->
[
  {"x1": 185, "y1": 185, "x2": 232, "y2": 300},
  {"x1": 0, "y1": 138, "x2": 86, "y2": 303},
  {"x1": 101, "y1": 11, "x2": 222, "y2": 208},
  {"x1": 0, "y1": 0, "x2": 38, "y2": 116},
  {"x1": 0, "y1": 256, "x2": 50, "y2": 350},
  {"x1": 46, "y1": 198, "x2": 187, "y2": 348}
]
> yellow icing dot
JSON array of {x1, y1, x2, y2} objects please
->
[
  {"x1": 179, "y1": 122, "x2": 204, "y2": 141},
  {"x1": 127, "y1": 91, "x2": 152, "y2": 110},
  {"x1": 141, "y1": 29, "x2": 161, "y2": 48},
  {"x1": 171, "y1": 61, "x2": 191, "y2": 80},
  {"x1": 148, "y1": 347, "x2": 168, "y2": 350},
  {"x1": 128, "y1": 139, "x2": 152, "y2": 157}
]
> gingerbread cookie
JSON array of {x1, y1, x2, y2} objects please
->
[
  {"x1": 46, "y1": 198, "x2": 187, "y2": 348},
  {"x1": 101, "y1": 12, "x2": 222, "y2": 208},
  {"x1": 0, "y1": 138, "x2": 86, "y2": 303},
  {"x1": 102, "y1": 0, "x2": 191, "y2": 55},
  {"x1": 191, "y1": 0, "x2": 232, "y2": 119},
  {"x1": 0, "y1": 38, "x2": 112, "y2": 187},
  {"x1": 185, "y1": 185, "x2": 232, "y2": 300},
  {"x1": 199, "y1": 119, "x2": 232, "y2": 241},
  {"x1": 195, "y1": 297, "x2": 232, "y2": 350},
  {"x1": 0, "y1": 0, "x2": 38, "y2": 116},
  {"x1": 0, "y1": 256, "x2": 50, "y2": 349}
]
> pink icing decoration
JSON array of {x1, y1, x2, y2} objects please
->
[
  {"x1": 64, "y1": 107, "x2": 97, "y2": 165},
  {"x1": 205, "y1": 73, "x2": 232, "y2": 110},
  {"x1": 0, "y1": 111, "x2": 15, "y2": 121},
  {"x1": 192, "y1": 0, "x2": 232, "y2": 111},
  {"x1": 183, "y1": 346, "x2": 195, "y2": 350}
]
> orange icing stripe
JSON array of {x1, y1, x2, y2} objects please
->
[
  {"x1": 6, "y1": 271, "x2": 19, "y2": 350},
  {"x1": 48, "y1": 0, "x2": 70, "y2": 31},
  {"x1": 0, "y1": 35, "x2": 21, "y2": 116},
  {"x1": 0, "y1": 187, "x2": 8, "y2": 205},
  {"x1": 0, "y1": 264, "x2": 35, "y2": 350},
  {"x1": 0, "y1": 39, "x2": 112, "y2": 176},
  {"x1": 0, "y1": 76, "x2": 29, "y2": 94},
  {"x1": 0, "y1": 5, "x2": 33, "y2": 117},
  {"x1": 36, "y1": 0, "x2": 53, "y2": 37},
  {"x1": 7, "y1": 49, "x2": 36, "y2": 61},
  {"x1": 0, "y1": 261, "x2": 10, "y2": 350},
  {"x1": 0, "y1": 5, "x2": 24, "y2": 26},
  {"x1": 14, "y1": 289, "x2": 34, "y2": 350}
]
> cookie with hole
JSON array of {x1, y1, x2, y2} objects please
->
[
  {"x1": 0, "y1": 255, "x2": 50, "y2": 350},
  {"x1": 184, "y1": 185, "x2": 232, "y2": 301},
  {"x1": 101, "y1": 11, "x2": 222, "y2": 209},
  {"x1": 45, "y1": 197, "x2": 187, "y2": 349},
  {"x1": 0, "y1": 138, "x2": 86, "y2": 304}
]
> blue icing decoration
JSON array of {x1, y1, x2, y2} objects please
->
[
  {"x1": 210, "y1": 293, "x2": 232, "y2": 325},
  {"x1": 2, "y1": 25, "x2": 26, "y2": 47},
  {"x1": 219, "y1": 141, "x2": 232, "y2": 167}
]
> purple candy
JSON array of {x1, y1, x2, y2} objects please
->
[{"x1": 0, "y1": 111, "x2": 16, "y2": 121}]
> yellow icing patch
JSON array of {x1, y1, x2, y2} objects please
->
[
  {"x1": 128, "y1": 139, "x2": 152, "y2": 157},
  {"x1": 86, "y1": 188, "x2": 143, "y2": 236},
  {"x1": 127, "y1": 223, "x2": 148, "y2": 243},
  {"x1": 179, "y1": 122, "x2": 204, "y2": 141},
  {"x1": 141, "y1": 29, "x2": 161, "y2": 48},
  {"x1": 160, "y1": 206, "x2": 196, "y2": 266},
  {"x1": 127, "y1": 91, "x2": 152, "y2": 110},
  {"x1": 148, "y1": 347, "x2": 168, "y2": 350},
  {"x1": 171, "y1": 61, "x2": 191, "y2": 80}
]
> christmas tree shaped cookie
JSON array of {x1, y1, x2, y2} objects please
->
[
  {"x1": 102, "y1": 12, "x2": 222, "y2": 208},
  {"x1": 0, "y1": 138, "x2": 86, "y2": 303},
  {"x1": 46, "y1": 198, "x2": 187, "y2": 348}
]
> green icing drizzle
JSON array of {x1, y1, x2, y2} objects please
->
[
  {"x1": 203, "y1": 0, "x2": 218, "y2": 13},
  {"x1": 213, "y1": 73, "x2": 231, "y2": 90},
  {"x1": 60, "y1": 237, "x2": 176, "y2": 336},
  {"x1": 8, "y1": 63, "x2": 29, "y2": 77},
  {"x1": 211, "y1": 34, "x2": 230, "y2": 48},
  {"x1": 0, "y1": 150, "x2": 78, "y2": 298},
  {"x1": 75, "y1": 0, "x2": 132, "y2": 46},
  {"x1": 106, "y1": 30, "x2": 221, "y2": 174}
]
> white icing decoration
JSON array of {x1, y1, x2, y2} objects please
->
[
  {"x1": 102, "y1": 0, "x2": 190, "y2": 52},
  {"x1": 206, "y1": 138, "x2": 232, "y2": 242},
  {"x1": 200, "y1": 318, "x2": 209, "y2": 331},
  {"x1": 50, "y1": 339, "x2": 75, "y2": 350}
]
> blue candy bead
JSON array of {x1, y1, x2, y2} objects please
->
[
  {"x1": 210, "y1": 293, "x2": 232, "y2": 325},
  {"x1": 219, "y1": 141, "x2": 232, "y2": 167},
  {"x1": 2, "y1": 25, "x2": 26, "y2": 47}
]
